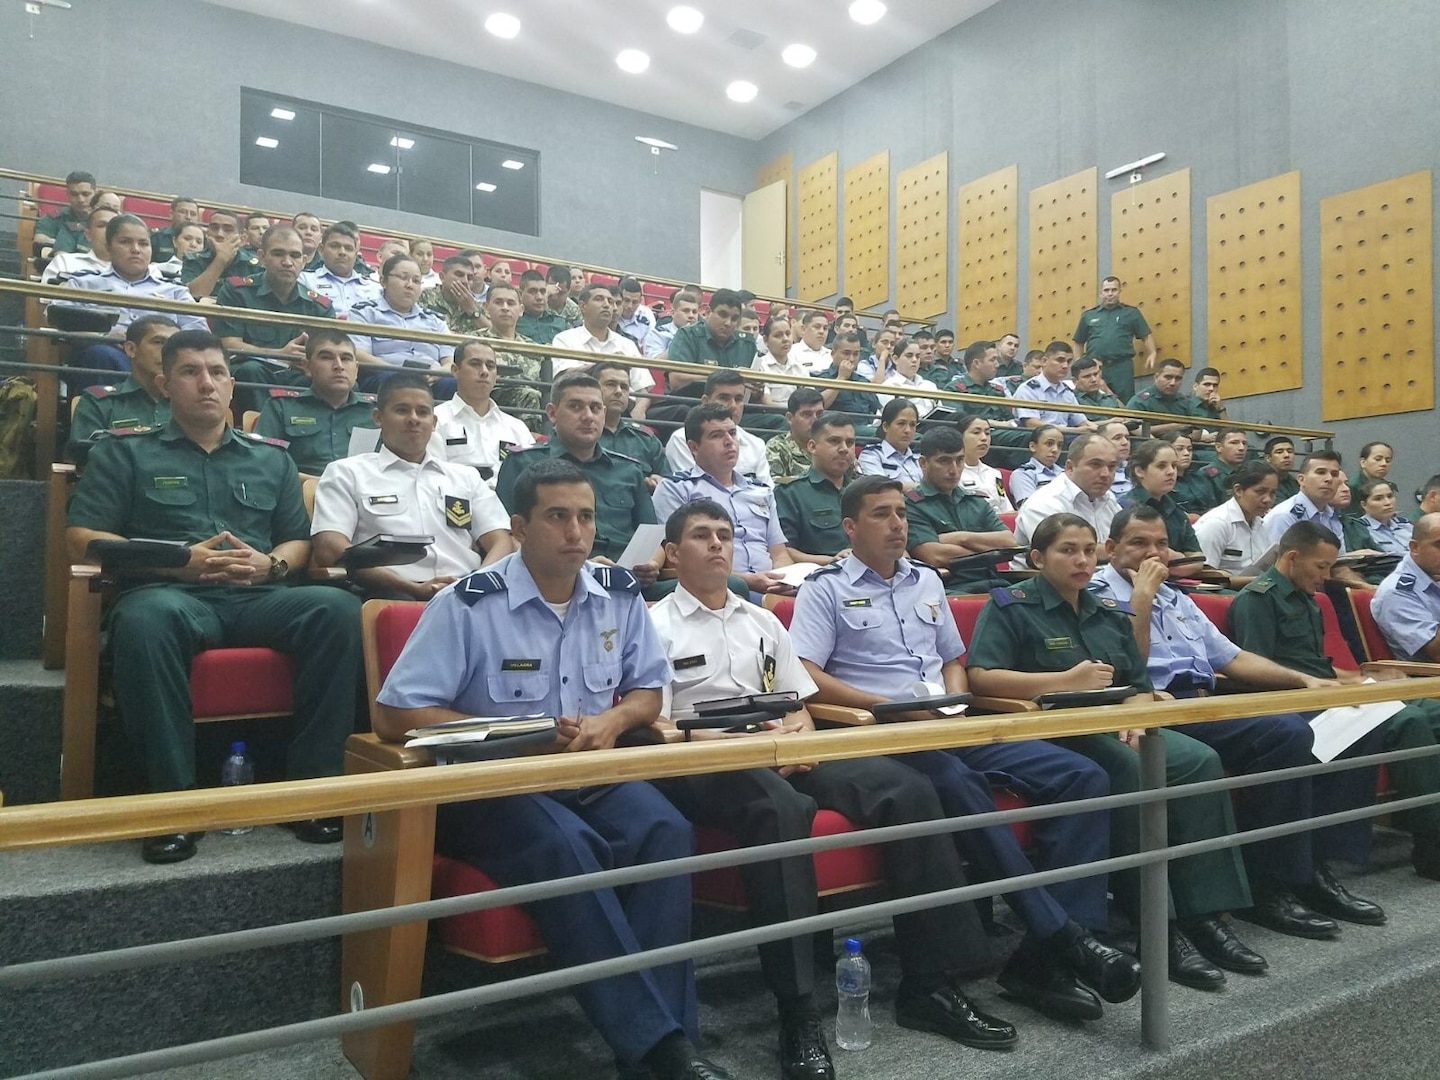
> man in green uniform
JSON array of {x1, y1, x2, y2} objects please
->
[
  {"x1": 254, "y1": 328, "x2": 376, "y2": 476},
  {"x1": 765, "y1": 388, "x2": 824, "y2": 483},
  {"x1": 181, "y1": 209, "x2": 260, "y2": 299},
  {"x1": 1191, "y1": 367, "x2": 1227, "y2": 425},
  {"x1": 65, "y1": 329, "x2": 362, "y2": 864},
  {"x1": 992, "y1": 332, "x2": 1023, "y2": 379},
  {"x1": 495, "y1": 375, "x2": 660, "y2": 579},
  {"x1": 1126, "y1": 359, "x2": 1203, "y2": 433},
  {"x1": 1072, "y1": 356, "x2": 1125, "y2": 417},
  {"x1": 666, "y1": 288, "x2": 755, "y2": 391},
  {"x1": 1265, "y1": 436, "x2": 1301, "y2": 502},
  {"x1": 478, "y1": 282, "x2": 544, "y2": 429},
  {"x1": 516, "y1": 269, "x2": 569, "y2": 344},
  {"x1": 212, "y1": 224, "x2": 336, "y2": 415},
  {"x1": 418, "y1": 255, "x2": 488, "y2": 336},
  {"x1": 590, "y1": 360, "x2": 667, "y2": 488},
  {"x1": 149, "y1": 196, "x2": 201, "y2": 264},
  {"x1": 776, "y1": 411, "x2": 857, "y2": 562},
  {"x1": 1073, "y1": 276, "x2": 1156, "y2": 405},
  {"x1": 35, "y1": 170, "x2": 96, "y2": 254},
  {"x1": 1230, "y1": 519, "x2": 1440, "y2": 882},
  {"x1": 903, "y1": 426, "x2": 1016, "y2": 593},
  {"x1": 68, "y1": 316, "x2": 179, "y2": 463},
  {"x1": 1177, "y1": 429, "x2": 1250, "y2": 515},
  {"x1": 947, "y1": 341, "x2": 1031, "y2": 459}
]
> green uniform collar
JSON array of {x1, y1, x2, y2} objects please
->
[
  {"x1": 803, "y1": 466, "x2": 846, "y2": 490},
  {"x1": 1033, "y1": 573, "x2": 1104, "y2": 616},
  {"x1": 1255, "y1": 565, "x2": 1303, "y2": 602}
]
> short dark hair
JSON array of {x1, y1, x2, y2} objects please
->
[
  {"x1": 708, "y1": 288, "x2": 745, "y2": 312},
  {"x1": 619, "y1": 276, "x2": 643, "y2": 295},
  {"x1": 518, "y1": 268, "x2": 545, "y2": 287},
  {"x1": 1024, "y1": 349, "x2": 1045, "y2": 364},
  {"x1": 1044, "y1": 340, "x2": 1074, "y2": 357},
  {"x1": 170, "y1": 196, "x2": 197, "y2": 211},
  {"x1": 551, "y1": 374, "x2": 602, "y2": 403},
  {"x1": 302, "y1": 327, "x2": 354, "y2": 360},
  {"x1": 919, "y1": 426, "x2": 965, "y2": 457},
  {"x1": 321, "y1": 221, "x2": 358, "y2": 244},
  {"x1": 65, "y1": 171, "x2": 95, "y2": 188},
  {"x1": 1102, "y1": 275, "x2": 1121, "y2": 287},
  {"x1": 291, "y1": 211, "x2": 320, "y2": 225},
  {"x1": 1031, "y1": 512, "x2": 1096, "y2": 554},
  {"x1": 1263, "y1": 435, "x2": 1295, "y2": 454},
  {"x1": 453, "y1": 339, "x2": 497, "y2": 367},
  {"x1": 1109, "y1": 503, "x2": 1165, "y2": 542},
  {"x1": 577, "y1": 283, "x2": 613, "y2": 304},
  {"x1": 160, "y1": 328, "x2": 225, "y2": 375},
  {"x1": 841, "y1": 474, "x2": 902, "y2": 521},
  {"x1": 1028, "y1": 424, "x2": 1064, "y2": 448},
  {"x1": 963, "y1": 340, "x2": 995, "y2": 366},
  {"x1": 1419, "y1": 475, "x2": 1440, "y2": 500},
  {"x1": 836, "y1": 296, "x2": 854, "y2": 308},
  {"x1": 243, "y1": 212, "x2": 270, "y2": 228},
  {"x1": 1216, "y1": 427, "x2": 1249, "y2": 445},
  {"x1": 911, "y1": 328, "x2": 934, "y2": 342},
  {"x1": 103, "y1": 212, "x2": 147, "y2": 244},
  {"x1": 124, "y1": 314, "x2": 180, "y2": 345},
  {"x1": 831, "y1": 331, "x2": 862, "y2": 350},
  {"x1": 446, "y1": 254, "x2": 477, "y2": 274},
  {"x1": 703, "y1": 368, "x2": 746, "y2": 395},
  {"x1": 258, "y1": 224, "x2": 301, "y2": 252},
  {"x1": 1230, "y1": 460, "x2": 1278, "y2": 492},
  {"x1": 808, "y1": 411, "x2": 854, "y2": 441},
  {"x1": 485, "y1": 281, "x2": 520, "y2": 303},
  {"x1": 935, "y1": 328, "x2": 955, "y2": 341},
  {"x1": 208, "y1": 208, "x2": 241, "y2": 227},
  {"x1": 786, "y1": 387, "x2": 825, "y2": 413},
  {"x1": 800, "y1": 309, "x2": 828, "y2": 328},
  {"x1": 511, "y1": 458, "x2": 592, "y2": 521},
  {"x1": 1356, "y1": 477, "x2": 1396, "y2": 503},
  {"x1": 586, "y1": 360, "x2": 631, "y2": 382},
  {"x1": 1359, "y1": 441, "x2": 1394, "y2": 459},
  {"x1": 381, "y1": 252, "x2": 418, "y2": 279},
  {"x1": 1071, "y1": 355, "x2": 1102, "y2": 377},
  {"x1": 664, "y1": 498, "x2": 733, "y2": 545},
  {"x1": 376, "y1": 371, "x2": 433, "y2": 408},
  {"x1": 684, "y1": 403, "x2": 734, "y2": 444},
  {"x1": 1157, "y1": 358, "x2": 1187, "y2": 374},
  {"x1": 1158, "y1": 427, "x2": 1196, "y2": 445},
  {"x1": 1195, "y1": 367, "x2": 1221, "y2": 382},
  {"x1": 545, "y1": 264, "x2": 572, "y2": 287},
  {"x1": 1277, "y1": 519, "x2": 1341, "y2": 557},
  {"x1": 1127, "y1": 438, "x2": 1171, "y2": 480},
  {"x1": 1300, "y1": 449, "x2": 1343, "y2": 472}
]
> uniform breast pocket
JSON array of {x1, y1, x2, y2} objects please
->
[
  {"x1": 839, "y1": 607, "x2": 880, "y2": 631},
  {"x1": 284, "y1": 416, "x2": 319, "y2": 438},
  {"x1": 486, "y1": 671, "x2": 551, "y2": 703},
  {"x1": 232, "y1": 484, "x2": 277, "y2": 512},
  {"x1": 1172, "y1": 613, "x2": 1206, "y2": 644},
  {"x1": 811, "y1": 508, "x2": 839, "y2": 529},
  {"x1": 609, "y1": 487, "x2": 635, "y2": 511},
  {"x1": 143, "y1": 486, "x2": 198, "y2": 508},
  {"x1": 670, "y1": 653, "x2": 715, "y2": 691},
  {"x1": 362, "y1": 492, "x2": 407, "y2": 517},
  {"x1": 582, "y1": 660, "x2": 623, "y2": 709}
]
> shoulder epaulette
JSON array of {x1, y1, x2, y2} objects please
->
[
  {"x1": 240, "y1": 430, "x2": 289, "y2": 449},
  {"x1": 1397, "y1": 573, "x2": 1417, "y2": 592},
  {"x1": 358, "y1": 393, "x2": 378, "y2": 404},
  {"x1": 1202, "y1": 465, "x2": 1220, "y2": 478},
  {"x1": 1024, "y1": 378, "x2": 1042, "y2": 388},
  {"x1": 807, "y1": 562, "x2": 845, "y2": 580},
  {"x1": 269, "y1": 387, "x2": 302, "y2": 398},
  {"x1": 67, "y1": 268, "x2": 104, "y2": 280},
  {"x1": 591, "y1": 564, "x2": 640, "y2": 593},
  {"x1": 1245, "y1": 577, "x2": 1275, "y2": 594},
  {"x1": 226, "y1": 275, "x2": 256, "y2": 288},
  {"x1": 104, "y1": 425, "x2": 156, "y2": 437},
  {"x1": 306, "y1": 289, "x2": 332, "y2": 308},
  {"x1": 1138, "y1": 391, "x2": 1153, "y2": 401},
  {"x1": 603, "y1": 448, "x2": 645, "y2": 467},
  {"x1": 349, "y1": 299, "x2": 378, "y2": 312},
  {"x1": 85, "y1": 384, "x2": 119, "y2": 399},
  {"x1": 906, "y1": 489, "x2": 925, "y2": 502},
  {"x1": 1290, "y1": 501, "x2": 1306, "y2": 516},
  {"x1": 1095, "y1": 595, "x2": 1134, "y2": 615},
  {"x1": 989, "y1": 585, "x2": 1024, "y2": 606},
  {"x1": 455, "y1": 569, "x2": 507, "y2": 605}
]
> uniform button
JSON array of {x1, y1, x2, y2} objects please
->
[
  {"x1": 562, "y1": 676, "x2": 569, "y2": 684},
  {"x1": 514, "y1": 690, "x2": 522, "y2": 697}
]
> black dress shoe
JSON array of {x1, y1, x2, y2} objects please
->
[
  {"x1": 1238, "y1": 888, "x2": 1341, "y2": 940},
  {"x1": 643, "y1": 1036, "x2": 734, "y2": 1080},
  {"x1": 1164, "y1": 924, "x2": 1226, "y2": 991},
  {"x1": 1054, "y1": 925, "x2": 1141, "y2": 1004},
  {"x1": 141, "y1": 832, "x2": 200, "y2": 864},
  {"x1": 779, "y1": 1011, "x2": 834, "y2": 1080},
  {"x1": 1295, "y1": 864, "x2": 1386, "y2": 926},
  {"x1": 1180, "y1": 916, "x2": 1268, "y2": 975},
  {"x1": 1414, "y1": 834, "x2": 1440, "y2": 881},
  {"x1": 895, "y1": 983, "x2": 1018, "y2": 1050},
  {"x1": 284, "y1": 818, "x2": 343, "y2": 844},
  {"x1": 997, "y1": 953, "x2": 1103, "y2": 1022}
]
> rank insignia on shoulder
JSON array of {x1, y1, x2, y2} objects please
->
[
  {"x1": 358, "y1": 393, "x2": 378, "y2": 404},
  {"x1": 1246, "y1": 577, "x2": 1275, "y2": 594},
  {"x1": 445, "y1": 497, "x2": 472, "y2": 528},
  {"x1": 1291, "y1": 502, "x2": 1305, "y2": 516},
  {"x1": 1098, "y1": 596, "x2": 1134, "y2": 614},
  {"x1": 1203, "y1": 466, "x2": 1219, "y2": 478},
  {"x1": 240, "y1": 431, "x2": 289, "y2": 448},
  {"x1": 456, "y1": 569, "x2": 507, "y2": 605},
  {"x1": 108, "y1": 425, "x2": 153, "y2": 436},
  {"x1": 269, "y1": 387, "x2": 302, "y2": 398},
  {"x1": 906, "y1": 490, "x2": 924, "y2": 502},
  {"x1": 591, "y1": 565, "x2": 641, "y2": 593},
  {"x1": 308, "y1": 290, "x2": 332, "y2": 308},
  {"x1": 1397, "y1": 574, "x2": 1417, "y2": 591},
  {"x1": 989, "y1": 585, "x2": 1026, "y2": 606},
  {"x1": 87, "y1": 384, "x2": 117, "y2": 398},
  {"x1": 226, "y1": 275, "x2": 256, "y2": 287},
  {"x1": 809, "y1": 562, "x2": 844, "y2": 579}
]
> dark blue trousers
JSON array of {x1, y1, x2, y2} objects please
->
[
  {"x1": 437, "y1": 782, "x2": 697, "y2": 1068},
  {"x1": 896, "y1": 742, "x2": 1110, "y2": 938}
]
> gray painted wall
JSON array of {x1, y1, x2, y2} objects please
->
[
  {"x1": 753, "y1": 0, "x2": 1440, "y2": 496},
  {"x1": 0, "y1": 0, "x2": 755, "y2": 281}
]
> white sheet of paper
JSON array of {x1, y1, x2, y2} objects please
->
[
  {"x1": 1309, "y1": 682, "x2": 1406, "y2": 762},
  {"x1": 916, "y1": 680, "x2": 969, "y2": 716},
  {"x1": 616, "y1": 523, "x2": 666, "y2": 569},
  {"x1": 1239, "y1": 542, "x2": 1279, "y2": 577},
  {"x1": 772, "y1": 562, "x2": 824, "y2": 588}
]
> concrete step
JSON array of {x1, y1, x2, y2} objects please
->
[
  {"x1": 0, "y1": 660, "x2": 62, "y2": 805},
  {"x1": 0, "y1": 479, "x2": 45, "y2": 661}
]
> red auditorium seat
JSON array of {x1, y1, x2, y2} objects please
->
[
  {"x1": 999, "y1": 511, "x2": 1018, "y2": 532},
  {"x1": 1348, "y1": 589, "x2": 1394, "y2": 663},
  {"x1": 692, "y1": 811, "x2": 884, "y2": 909}
]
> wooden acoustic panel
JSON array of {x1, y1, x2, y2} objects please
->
[
  {"x1": 895, "y1": 152, "x2": 948, "y2": 320},
  {"x1": 1027, "y1": 167, "x2": 1097, "y2": 351},
  {"x1": 1206, "y1": 171, "x2": 1302, "y2": 398},
  {"x1": 1320, "y1": 170, "x2": 1434, "y2": 421},
  {"x1": 796, "y1": 152, "x2": 838, "y2": 303},
  {"x1": 756, "y1": 152, "x2": 794, "y2": 291},
  {"x1": 956, "y1": 165, "x2": 1018, "y2": 344},
  {"x1": 1111, "y1": 168, "x2": 1191, "y2": 374},
  {"x1": 843, "y1": 151, "x2": 890, "y2": 310}
]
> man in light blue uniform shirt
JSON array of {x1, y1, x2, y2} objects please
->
[
  {"x1": 297, "y1": 222, "x2": 381, "y2": 317},
  {"x1": 1012, "y1": 342, "x2": 1096, "y2": 435},
  {"x1": 788, "y1": 474, "x2": 1142, "y2": 1023},
  {"x1": 1092, "y1": 505, "x2": 1383, "y2": 938},
  {"x1": 374, "y1": 458, "x2": 732, "y2": 1080},
  {"x1": 1373, "y1": 514, "x2": 1440, "y2": 662},
  {"x1": 1266, "y1": 450, "x2": 1347, "y2": 549},
  {"x1": 654, "y1": 404, "x2": 793, "y2": 596}
]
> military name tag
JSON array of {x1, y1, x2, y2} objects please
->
[
  {"x1": 501, "y1": 659, "x2": 541, "y2": 671},
  {"x1": 290, "y1": 415, "x2": 317, "y2": 426},
  {"x1": 842, "y1": 598, "x2": 872, "y2": 608},
  {"x1": 153, "y1": 476, "x2": 188, "y2": 489},
  {"x1": 673, "y1": 654, "x2": 707, "y2": 670},
  {"x1": 1223, "y1": 548, "x2": 1242, "y2": 557},
  {"x1": 1044, "y1": 637, "x2": 1074, "y2": 650},
  {"x1": 445, "y1": 497, "x2": 472, "y2": 528},
  {"x1": 367, "y1": 494, "x2": 399, "y2": 505}
]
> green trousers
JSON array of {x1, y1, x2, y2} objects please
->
[
  {"x1": 108, "y1": 583, "x2": 363, "y2": 792},
  {"x1": 1101, "y1": 357, "x2": 1138, "y2": 405},
  {"x1": 1060, "y1": 730, "x2": 1252, "y2": 920},
  {"x1": 1385, "y1": 699, "x2": 1440, "y2": 837}
]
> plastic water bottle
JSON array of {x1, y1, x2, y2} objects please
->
[
  {"x1": 834, "y1": 937, "x2": 873, "y2": 1051},
  {"x1": 219, "y1": 741, "x2": 255, "y2": 835}
]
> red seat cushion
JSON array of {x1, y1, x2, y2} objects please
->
[
  {"x1": 1315, "y1": 592, "x2": 1361, "y2": 670},
  {"x1": 692, "y1": 810, "x2": 884, "y2": 908},
  {"x1": 431, "y1": 855, "x2": 546, "y2": 960},
  {"x1": 948, "y1": 595, "x2": 986, "y2": 643},
  {"x1": 374, "y1": 601, "x2": 427, "y2": 683},
  {"x1": 999, "y1": 511, "x2": 1018, "y2": 532},
  {"x1": 1190, "y1": 592, "x2": 1232, "y2": 634},
  {"x1": 190, "y1": 648, "x2": 293, "y2": 718},
  {"x1": 771, "y1": 597, "x2": 795, "y2": 628},
  {"x1": 1349, "y1": 589, "x2": 1393, "y2": 662}
]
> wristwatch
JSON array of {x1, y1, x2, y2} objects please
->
[{"x1": 267, "y1": 553, "x2": 290, "y2": 582}]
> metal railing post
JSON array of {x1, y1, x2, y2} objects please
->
[{"x1": 1138, "y1": 727, "x2": 1169, "y2": 1051}]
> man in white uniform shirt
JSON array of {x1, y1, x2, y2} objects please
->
[
  {"x1": 789, "y1": 310, "x2": 832, "y2": 373},
  {"x1": 553, "y1": 284, "x2": 655, "y2": 419},
  {"x1": 1013, "y1": 433, "x2": 1122, "y2": 564},
  {"x1": 312, "y1": 372, "x2": 514, "y2": 599},
  {"x1": 664, "y1": 369, "x2": 772, "y2": 484},
  {"x1": 432, "y1": 340, "x2": 533, "y2": 486}
]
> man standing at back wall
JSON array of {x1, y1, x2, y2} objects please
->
[{"x1": 1073, "y1": 276, "x2": 1156, "y2": 405}]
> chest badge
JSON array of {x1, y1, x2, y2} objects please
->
[
  {"x1": 1100, "y1": 598, "x2": 1118, "y2": 608},
  {"x1": 367, "y1": 494, "x2": 399, "y2": 505},
  {"x1": 1044, "y1": 636, "x2": 1074, "y2": 650},
  {"x1": 153, "y1": 476, "x2": 188, "y2": 488},
  {"x1": 600, "y1": 628, "x2": 618, "y2": 652},
  {"x1": 446, "y1": 497, "x2": 472, "y2": 528},
  {"x1": 925, "y1": 600, "x2": 941, "y2": 621}
]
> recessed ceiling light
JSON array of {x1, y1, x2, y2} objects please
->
[
  {"x1": 501, "y1": 159, "x2": 525, "y2": 170},
  {"x1": 616, "y1": 48, "x2": 650, "y2": 74},
  {"x1": 367, "y1": 163, "x2": 392, "y2": 175},
  {"x1": 781, "y1": 43, "x2": 816, "y2": 68},
  {"x1": 635, "y1": 135, "x2": 679, "y2": 150},
  {"x1": 726, "y1": 80, "x2": 758, "y2": 103},
  {"x1": 269, "y1": 108, "x2": 295, "y2": 121},
  {"x1": 484, "y1": 12, "x2": 520, "y2": 38},
  {"x1": 254, "y1": 136, "x2": 279, "y2": 149},
  {"x1": 475, "y1": 182, "x2": 498, "y2": 193},
  {"x1": 848, "y1": 0, "x2": 886, "y2": 25},
  {"x1": 666, "y1": 5, "x2": 704, "y2": 33},
  {"x1": 389, "y1": 136, "x2": 415, "y2": 150}
]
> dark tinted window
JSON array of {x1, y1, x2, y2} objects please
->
[{"x1": 239, "y1": 91, "x2": 320, "y2": 196}]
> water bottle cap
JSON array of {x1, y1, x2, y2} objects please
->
[
  {"x1": 844, "y1": 937, "x2": 862, "y2": 955},
  {"x1": 231, "y1": 741, "x2": 246, "y2": 754}
]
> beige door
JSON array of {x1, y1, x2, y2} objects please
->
[{"x1": 742, "y1": 179, "x2": 787, "y2": 297}]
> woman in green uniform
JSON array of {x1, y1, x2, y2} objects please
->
[{"x1": 1119, "y1": 439, "x2": 1205, "y2": 573}]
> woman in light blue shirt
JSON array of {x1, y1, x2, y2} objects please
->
[
  {"x1": 1357, "y1": 478, "x2": 1414, "y2": 554},
  {"x1": 856, "y1": 397, "x2": 921, "y2": 488},
  {"x1": 348, "y1": 254, "x2": 454, "y2": 388}
]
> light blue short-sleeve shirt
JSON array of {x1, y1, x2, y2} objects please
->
[
  {"x1": 1090, "y1": 564, "x2": 1239, "y2": 689},
  {"x1": 348, "y1": 297, "x2": 455, "y2": 368},
  {"x1": 1372, "y1": 555, "x2": 1440, "y2": 661},
  {"x1": 652, "y1": 469, "x2": 786, "y2": 573}
]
